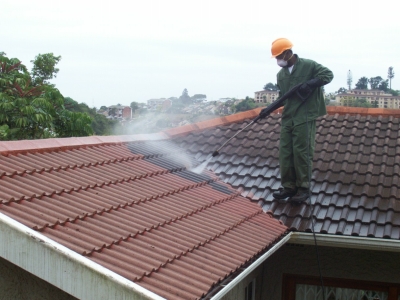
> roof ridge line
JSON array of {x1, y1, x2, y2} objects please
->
[
  {"x1": 0, "y1": 133, "x2": 170, "y2": 156},
  {"x1": 162, "y1": 107, "x2": 400, "y2": 138}
]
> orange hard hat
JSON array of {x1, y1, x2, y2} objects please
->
[{"x1": 271, "y1": 38, "x2": 293, "y2": 58}]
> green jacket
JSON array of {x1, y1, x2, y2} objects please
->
[{"x1": 277, "y1": 55, "x2": 333, "y2": 126}]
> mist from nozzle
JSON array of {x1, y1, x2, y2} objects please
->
[{"x1": 191, "y1": 156, "x2": 213, "y2": 174}]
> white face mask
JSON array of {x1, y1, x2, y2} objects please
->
[
  {"x1": 276, "y1": 52, "x2": 293, "y2": 68},
  {"x1": 277, "y1": 59, "x2": 288, "y2": 67}
]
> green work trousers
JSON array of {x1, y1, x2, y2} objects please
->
[{"x1": 279, "y1": 120, "x2": 316, "y2": 189}]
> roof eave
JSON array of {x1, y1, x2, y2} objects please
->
[
  {"x1": 210, "y1": 232, "x2": 293, "y2": 300},
  {"x1": 289, "y1": 232, "x2": 400, "y2": 252},
  {"x1": 0, "y1": 212, "x2": 166, "y2": 300}
]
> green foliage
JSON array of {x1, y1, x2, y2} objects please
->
[
  {"x1": 336, "y1": 87, "x2": 347, "y2": 94},
  {"x1": 342, "y1": 96, "x2": 372, "y2": 108},
  {"x1": 369, "y1": 76, "x2": 384, "y2": 90},
  {"x1": 191, "y1": 94, "x2": 207, "y2": 102},
  {"x1": 130, "y1": 101, "x2": 139, "y2": 115},
  {"x1": 234, "y1": 97, "x2": 256, "y2": 112},
  {"x1": 355, "y1": 77, "x2": 369, "y2": 89},
  {"x1": 0, "y1": 53, "x2": 93, "y2": 140},
  {"x1": 378, "y1": 79, "x2": 389, "y2": 92},
  {"x1": 31, "y1": 53, "x2": 61, "y2": 85},
  {"x1": 263, "y1": 82, "x2": 279, "y2": 91},
  {"x1": 64, "y1": 96, "x2": 117, "y2": 135},
  {"x1": 388, "y1": 89, "x2": 399, "y2": 96},
  {"x1": 179, "y1": 88, "x2": 192, "y2": 104}
]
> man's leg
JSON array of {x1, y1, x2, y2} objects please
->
[
  {"x1": 291, "y1": 120, "x2": 316, "y2": 201},
  {"x1": 279, "y1": 123, "x2": 296, "y2": 190}
]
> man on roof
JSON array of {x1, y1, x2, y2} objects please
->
[{"x1": 269, "y1": 38, "x2": 333, "y2": 202}]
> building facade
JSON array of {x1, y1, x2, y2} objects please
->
[
  {"x1": 335, "y1": 89, "x2": 400, "y2": 109},
  {"x1": 254, "y1": 90, "x2": 279, "y2": 104}
]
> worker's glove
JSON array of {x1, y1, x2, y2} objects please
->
[
  {"x1": 297, "y1": 78, "x2": 324, "y2": 101},
  {"x1": 258, "y1": 107, "x2": 270, "y2": 119}
]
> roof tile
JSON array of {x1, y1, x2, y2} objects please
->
[
  {"x1": 0, "y1": 139, "x2": 287, "y2": 299},
  {"x1": 173, "y1": 107, "x2": 400, "y2": 240}
]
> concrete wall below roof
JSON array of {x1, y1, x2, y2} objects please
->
[
  {"x1": 0, "y1": 256, "x2": 77, "y2": 300},
  {"x1": 221, "y1": 243, "x2": 400, "y2": 300}
]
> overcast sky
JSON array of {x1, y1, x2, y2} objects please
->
[{"x1": 2, "y1": 0, "x2": 399, "y2": 108}]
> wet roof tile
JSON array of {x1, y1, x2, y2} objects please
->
[
  {"x1": 0, "y1": 138, "x2": 287, "y2": 299},
  {"x1": 173, "y1": 107, "x2": 400, "y2": 240}
]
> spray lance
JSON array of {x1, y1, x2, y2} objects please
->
[{"x1": 211, "y1": 82, "x2": 310, "y2": 157}]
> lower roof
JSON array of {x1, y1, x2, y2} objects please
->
[{"x1": 0, "y1": 136, "x2": 287, "y2": 300}]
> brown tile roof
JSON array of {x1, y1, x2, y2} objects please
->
[
  {"x1": 172, "y1": 106, "x2": 400, "y2": 240},
  {"x1": 0, "y1": 137, "x2": 287, "y2": 299}
]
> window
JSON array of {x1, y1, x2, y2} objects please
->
[
  {"x1": 245, "y1": 279, "x2": 255, "y2": 300},
  {"x1": 283, "y1": 275, "x2": 400, "y2": 300},
  {"x1": 296, "y1": 284, "x2": 387, "y2": 299}
]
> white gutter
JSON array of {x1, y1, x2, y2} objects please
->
[
  {"x1": 289, "y1": 232, "x2": 400, "y2": 252},
  {"x1": 0, "y1": 212, "x2": 166, "y2": 300},
  {"x1": 210, "y1": 232, "x2": 293, "y2": 300},
  {"x1": 211, "y1": 231, "x2": 400, "y2": 299}
]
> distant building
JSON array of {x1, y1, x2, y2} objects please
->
[
  {"x1": 107, "y1": 105, "x2": 132, "y2": 119},
  {"x1": 336, "y1": 89, "x2": 400, "y2": 109},
  {"x1": 218, "y1": 97, "x2": 233, "y2": 103},
  {"x1": 147, "y1": 98, "x2": 171, "y2": 111},
  {"x1": 254, "y1": 90, "x2": 279, "y2": 103}
]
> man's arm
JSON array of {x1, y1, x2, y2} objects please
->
[{"x1": 298, "y1": 62, "x2": 334, "y2": 98}]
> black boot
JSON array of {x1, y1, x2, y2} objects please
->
[
  {"x1": 290, "y1": 188, "x2": 310, "y2": 202},
  {"x1": 273, "y1": 187, "x2": 297, "y2": 200}
]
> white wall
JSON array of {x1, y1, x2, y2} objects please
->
[{"x1": 0, "y1": 256, "x2": 77, "y2": 300}]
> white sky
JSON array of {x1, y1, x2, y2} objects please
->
[{"x1": 2, "y1": 0, "x2": 399, "y2": 108}]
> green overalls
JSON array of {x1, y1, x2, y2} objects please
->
[{"x1": 276, "y1": 55, "x2": 333, "y2": 189}]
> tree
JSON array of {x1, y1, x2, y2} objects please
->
[
  {"x1": 263, "y1": 82, "x2": 279, "y2": 91},
  {"x1": 179, "y1": 88, "x2": 191, "y2": 104},
  {"x1": 191, "y1": 94, "x2": 207, "y2": 102},
  {"x1": 368, "y1": 76, "x2": 384, "y2": 90},
  {"x1": 355, "y1": 77, "x2": 369, "y2": 89},
  {"x1": 234, "y1": 97, "x2": 256, "y2": 112},
  {"x1": 347, "y1": 70, "x2": 352, "y2": 90},
  {"x1": 30, "y1": 53, "x2": 61, "y2": 85},
  {"x1": 0, "y1": 53, "x2": 93, "y2": 140},
  {"x1": 336, "y1": 87, "x2": 347, "y2": 94},
  {"x1": 378, "y1": 79, "x2": 389, "y2": 92},
  {"x1": 130, "y1": 101, "x2": 139, "y2": 116},
  {"x1": 388, "y1": 67, "x2": 395, "y2": 90}
]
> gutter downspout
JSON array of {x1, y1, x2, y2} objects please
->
[
  {"x1": 0, "y1": 212, "x2": 166, "y2": 300},
  {"x1": 210, "y1": 232, "x2": 293, "y2": 300}
]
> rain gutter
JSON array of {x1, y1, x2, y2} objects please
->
[
  {"x1": 211, "y1": 231, "x2": 400, "y2": 299},
  {"x1": 210, "y1": 232, "x2": 293, "y2": 300},
  {"x1": 0, "y1": 212, "x2": 166, "y2": 300},
  {"x1": 289, "y1": 232, "x2": 400, "y2": 252}
]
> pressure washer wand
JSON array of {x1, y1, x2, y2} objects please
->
[
  {"x1": 211, "y1": 120, "x2": 256, "y2": 157},
  {"x1": 211, "y1": 82, "x2": 305, "y2": 157}
]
